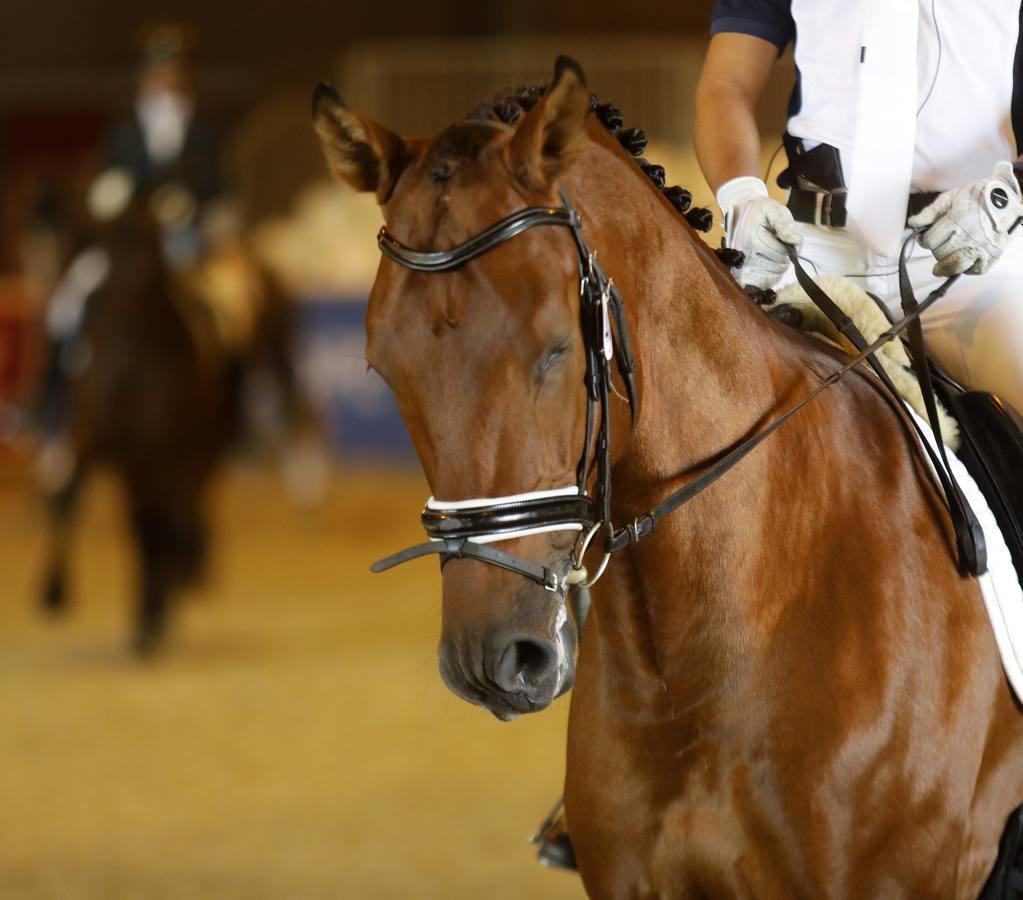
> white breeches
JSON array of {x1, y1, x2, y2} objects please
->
[
  {"x1": 778, "y1": 224, "x2": 1023, "y2": 412},
  {"x1": 45, "y1": 247, "x2": 110, "y2": 341}
]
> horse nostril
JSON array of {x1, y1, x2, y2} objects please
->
[{"x1": 495, "y1": 637, "x2": 557, "y2": 692}]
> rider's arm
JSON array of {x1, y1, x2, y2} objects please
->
[
  {"x1": 694, "y1": 33, "x2": 779, "y2": 193},
  {"x1": 694, "y1": 31, "x2": 801, "y2": 290}
]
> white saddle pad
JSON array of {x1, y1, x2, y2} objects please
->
[{"x1": 912, "y1": 410, "x2": 1023, "y2": 699}]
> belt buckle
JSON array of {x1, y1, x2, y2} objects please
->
[{"x1": 815, "y1": 190, "x2": 846, "y2": 231}]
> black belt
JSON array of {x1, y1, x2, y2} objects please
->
[
  {"x1": 788, "y1": 187, "x2": 848, "y2": 229},
  {"x1": 788, "y1": 189, "x2": 941, "y2": 231}
]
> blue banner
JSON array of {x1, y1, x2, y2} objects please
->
[{"x1": 296, "y1": 297, "x2": 414, "y2": 458}]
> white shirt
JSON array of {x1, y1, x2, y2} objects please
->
[{"x1": 711, "y1": 0, "x2": 1023, "y2": 190}]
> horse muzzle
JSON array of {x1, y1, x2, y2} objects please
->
[{"x1": 439, "y1": 614, "x2": 576, "y2": 721}]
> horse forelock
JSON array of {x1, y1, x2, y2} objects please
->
[
  {"x1": 416, "y1": 84, "x2": 547, "y2": 187},
  {"x1": 422, "y1": 120, "x2": 509, "y2": 184}
]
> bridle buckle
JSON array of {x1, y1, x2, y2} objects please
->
[
  {"x1": 815, "y1": 189, "x2": 847, "y2": 231},
  {"x1": 629, "y1": 514, "x2": 654, "y2": 543}
]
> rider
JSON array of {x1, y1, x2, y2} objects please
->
[
  {"x1": 104, "y1": 27, "x2": 225, "y2": 268},
  {"x1": 696, "y1": 0, "x2": 1023, "y2": 414},
  {"x1": 36, "y1": 28, "x2": 227, "y2": 476}
]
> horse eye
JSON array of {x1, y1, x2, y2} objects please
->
[{"x1": 538, "y1": 343, "x2": 570, "y2": 378}]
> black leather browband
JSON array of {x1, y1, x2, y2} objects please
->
[{"x1": 378, "y1": 207, "x2": 580, "y2": 273}]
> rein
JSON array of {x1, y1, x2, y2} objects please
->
[{"x1": 370, "y1": 189, "x2": 987, "y2": 596}]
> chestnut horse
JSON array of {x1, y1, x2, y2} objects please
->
[{"x1": 314, "y1": 59, "x2": 1023, "y2": 897}]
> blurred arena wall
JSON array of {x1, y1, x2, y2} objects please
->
[{"x1": 0, "y1": 9, "x2": 794, "y2": 461}]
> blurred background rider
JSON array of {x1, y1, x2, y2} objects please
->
[
  {"x1": 36, "y1": 27, "x2": 227, "y2": 470},
  {"x1": 106, "y1": 27, "x2": 226, "y2": 267},
  {"x1": 696, "y1": 0, "x2": 1023, "y2": 414}
]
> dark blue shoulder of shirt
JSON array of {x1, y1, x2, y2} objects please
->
[{"x1": 710, "y1": 0, "x2": 795, "y2": 52}]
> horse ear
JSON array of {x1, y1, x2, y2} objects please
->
[
  {"x1": 508, "y1": 56, "x2": 591, "y2": 190},
  {"x1": 312, "y1": 82, "x2": 407, "y2": 202}
]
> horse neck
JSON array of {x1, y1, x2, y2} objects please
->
[{"x1": 563, "y1": 140, "x2": 821, "y2": 699}]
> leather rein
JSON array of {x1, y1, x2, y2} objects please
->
[{"x1": 370, "y1": 188, "x2": 986, "y2": 596}]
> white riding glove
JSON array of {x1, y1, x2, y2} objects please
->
[
  {"x1": 909, "y1": 161, "x2": 1023, "y2": 277},
  {"x1": 717, "y1": 176, "x2": 803, "y2": 290}
]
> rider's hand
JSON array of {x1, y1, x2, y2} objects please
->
[
  {"x1": 909, "y1": 161, "x2": 1023, "y2": 277},
  {"x1": 717, "y1": 176, "x2": 803, "y2": 290}
]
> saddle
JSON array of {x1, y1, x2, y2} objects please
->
[
  {"x1": 870, "y1": 282, "x2": 1023, "y2": 585},
  {"x1": 981, "y1": 804, "x2": 1023, "y2": 899},
  {"x1": 869, "y1": 284, "x2": 1023, "y2": 585},
  {"x1": 933, "y1": 370, "x2": 1023, "y2": 587}
]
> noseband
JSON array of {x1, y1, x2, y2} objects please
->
[
  {"x1": 371, "y1": 189, "x2": 987, "y2": 595},
  {"x1": 372, "y1": 190, "x2": 638, "y2": 593}
]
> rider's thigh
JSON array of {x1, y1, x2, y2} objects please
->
[
  {"x1": 775, "y1": 224, "x2": 872, "y2": 289},
  {"x1": 918, "y1": 243, "x2": 1023, "y2": 412}
]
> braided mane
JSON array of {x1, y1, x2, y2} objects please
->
[{"x1": 469, "y1": 85, "x2": 745, "y2": 270}]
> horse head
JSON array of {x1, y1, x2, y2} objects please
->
[{"x1": 313, "y1": 58, "x2": 646, "y2": 720}]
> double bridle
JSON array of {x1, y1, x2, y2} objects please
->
[
  {"x1": 373, "y1": 191, "x2": 636, "y2": 593},
  {"x1": 371, "y1": 187, "x2": 987, "y2": 596}
]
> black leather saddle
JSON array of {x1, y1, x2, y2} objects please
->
[
  {"x1": 860, "y1": 291, "x2": 1023, "y2": 585},
  {"x1": 981, "y1": 804, "x2": 1023, "y2": 899},
  {"x1": 932, "y1": 369, "x2": 1023, "y2": 586}
]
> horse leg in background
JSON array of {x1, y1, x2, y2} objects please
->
[
  {"x1": 39, "y1": 464, "x2": 84, "y2": 614},
  {"x1": 165, "y1": 498, "x2": 209, "y2": 590},
  {"x1": 130, "y1": 495, "x2": 210, "y2": 655},
  {"x1": 131, "y1": 503, "x2": 172, "y2": 655}
]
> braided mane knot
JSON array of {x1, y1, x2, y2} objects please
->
[{"x1": 472, "y1": 84, "x2": 732, "y2": 264}]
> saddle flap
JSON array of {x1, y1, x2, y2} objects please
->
[{"x1": 942, "y1": 387, "x2": 1023, "y2": 581}]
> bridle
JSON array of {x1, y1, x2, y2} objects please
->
[
  {"x1": 371, "y1": 187, "x2": 987, "y2": 597},
  {"x1": 372, "y1": 190, "x2": 637, "y2": 594}
]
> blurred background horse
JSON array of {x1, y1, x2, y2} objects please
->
[
  {"x1": 33, "y1": 35, "x2": 321, "y2": 653},
  {"x1": 39, "y1": 183, "x2": 235, "y2": 654}
]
